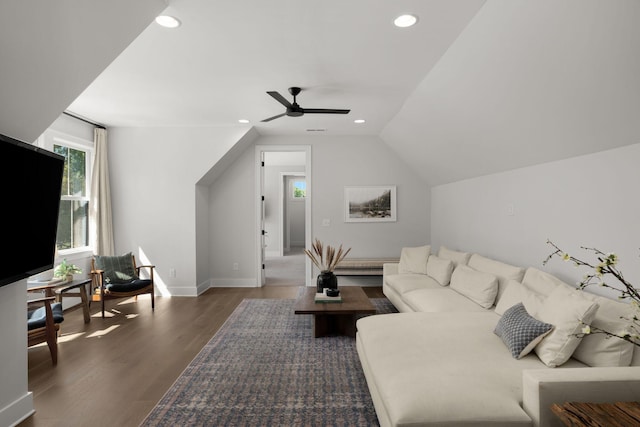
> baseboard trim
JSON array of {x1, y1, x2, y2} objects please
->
[
  {"x1": 210, "y1": 278, "x2": 258, "y2": 288},
  {"x1": 0, "y1": 391, "x2": 34, "y2": 427}
]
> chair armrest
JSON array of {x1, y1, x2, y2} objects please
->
[
  {"x1": 522, "y1": 367, "x2": 640, "y2": 427},
  {"x1": 136, "y1": 264, "x2": 155, "y2": 270}
]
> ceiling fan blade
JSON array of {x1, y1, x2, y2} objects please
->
[
  {"x1": 261, "y1": 112, "x2": 287, "y2": 122},
  {"x1": 303, "y1": 108, "x2": 351, "y2": 114},
  {"x1": 266, "y1": 91, "x2": 292, "y2": 108}
]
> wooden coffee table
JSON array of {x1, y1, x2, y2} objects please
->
[{"x1": 294, "y1": 286, "x2": 376, "y2": 338}]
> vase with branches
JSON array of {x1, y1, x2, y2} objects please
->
[
  {"x1": 305, "y1": 239, "x2": 351, "y2": 292},
  {"x1": 544, "y1": 240, "x2": 639, "y2": 347}
]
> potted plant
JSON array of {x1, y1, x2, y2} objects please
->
[
  {"x1": 305, "y1": 239, "x2": 351, "y2": 293},
  {"x1": 53, "y1": 258, "x2": 83, "y2": 283}
]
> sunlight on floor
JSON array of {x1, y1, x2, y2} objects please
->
[
  {"x1": 58, "y1": 332, "x2": 85, "y2": 343},
  {"x1": 86, "y1": 325, "x2": 120, "y2": 338}
]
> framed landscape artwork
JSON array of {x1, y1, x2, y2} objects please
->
[{"x1": 344, "y1": 186, "x2": 396, "y2": 223}]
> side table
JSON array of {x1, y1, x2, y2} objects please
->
[
  {"x1": 29, "y1": 278, "x2": 92, "y2": 323},
  {"x1": 551, "y1": 401, "x2": 640, "y2": 426}
]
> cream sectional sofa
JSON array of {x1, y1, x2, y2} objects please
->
[{"x1": 356, "y1": 245, "x2": 640, "y2": 427}]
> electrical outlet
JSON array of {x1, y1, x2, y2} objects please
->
[
  {"x1": 233, "y1": 262, "x2": 239, "y2": 271},
  {"x1": 169, "y1": 268, "x2": 176, "y2": 278},
  {"x1": 322, "y1": 218, "x2": 330, "y2": 227},
  {"x1": 506, "y1": 203, "x2": 515, "y2": 216}
]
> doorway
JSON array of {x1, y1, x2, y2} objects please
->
[{"x1": 255, "y1": 146, "x2": 311, "y2": 287}]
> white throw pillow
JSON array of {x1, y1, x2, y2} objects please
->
[
  {"x1": 571, "y1": 296, "x2": 635, "y2": 367},
  {"x1": 398, "y1": 245, "x2": 430, "y2": 275},
  {"x1": 534, "y1": 286, "x2": 600, "y2": 367},
  {"x1": 468, "y1": 254, "x2": 525, "y2": 302},
  {"x1": 426, "y1": 255, "x2": 454, "y2": 286},
  {"x1": 437, "y1": 246, "x2": 471, "y2": 267},
  {"x1": 495, "y1": 279, "x2": 545, "y2": 317},
  {"x1": 495, "y1": 280, "x2": 526, "y2": 316},
  {"x1": 450, "y1": 265, "x2": 499, "y2": 309},
  {"x1": 522, "y1": 267, "x2": 572, "y2": 298}
]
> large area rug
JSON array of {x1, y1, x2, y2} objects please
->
[{"x1": 140, "y1": 297, "x2": 397, "y2": 426}]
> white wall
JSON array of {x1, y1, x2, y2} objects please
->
[
  {"x1": 209, "y1": 134, "x2": 430, "y2": 286},
  {"x1": 107, "y1": 126, "x2": 251, "y2": 296},
  {"x1": 431, "y1": 143, "x2": 640, "y2": 298}
]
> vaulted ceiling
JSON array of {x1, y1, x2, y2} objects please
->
[{"x1": 3, "y1": 1, "x2": 639, "y2": 186}]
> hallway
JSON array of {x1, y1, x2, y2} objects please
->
[{"x1": 264, "y1": 246, "x2": 306, "y2": 286}]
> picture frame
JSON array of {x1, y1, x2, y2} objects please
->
[{"x1": 344, "y1": 186, "x2": 396, "y2": 223}]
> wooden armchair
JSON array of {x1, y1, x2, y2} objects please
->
[
  {"x1": 27, "y1": 284, "x2": 64, "y2": 365},
  {"x1": 91, "y1": 252, "x2": 155, "y2": 318}
]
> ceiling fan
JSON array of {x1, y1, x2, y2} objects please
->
[{"x1": 261, "y1": 87, "x2": 350, "y2": 122}]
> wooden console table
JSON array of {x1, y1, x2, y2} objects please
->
[{"x1": 551, "y1": 401, "x2": 640, "y2": 426}]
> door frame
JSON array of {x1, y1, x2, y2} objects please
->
[{"x1": 255, "y1": 145, "x2": 312, "y2": 287}]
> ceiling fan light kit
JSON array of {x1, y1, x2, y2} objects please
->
[{"x1": 261, "y1": 87, "x2": 350, "y2": 122}]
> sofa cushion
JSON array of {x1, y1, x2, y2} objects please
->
[
  {"x1": 534, "y1": 285, "x2": 600, "y2": 367},
  {"x1": 404, "y1": 288, "x2": 490, "y2": 313},
  {"x1": 450, "y1": 265, "x2": 499, "y2": 309},
  {"x1": 385, "y1": 273, "x2": 441, "y2": 296},
  {"x1": 426, "y1": 255, "x2": 454, "y2": 286},
  {"x1": 494, "y1": 303, "x2": 554, "y2": 359},
  {"x1": 468, "y1": 254, "x2": 525, "y2": 302},
  {"x1": 572, "y1": 295, "x2": 635, "y2": 367},
  {"x1": 437, "y1": 246, "x2": 471, "y2": 267},
  {"x1": 522, "y1": 267, "x2": 571, "y2": 298},
  {"x1": 398, "y1": 245, "x2": 430, "y2": 275},
  {"x1": 495, "y1": 279, "x2": 546, "y2": 317}
]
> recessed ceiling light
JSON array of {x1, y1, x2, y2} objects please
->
[
  {"x1": 238, "y1": 119, "x2": 250, "y2": 124},
  {"x1": 354, "y1": 119, "x2": 366, "y2": 124},
  {"x1": 155, "y1": 15, "x2": 181, "y2": 28},
  {"x1": 394, "y1": 14, "x2": 418, "y2": 28}
]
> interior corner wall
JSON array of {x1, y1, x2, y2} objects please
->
[
  {"x1": 431, "y1": 143, "x2": 640, "y2": 297},
  {"x1": 107, "y1": 126, "x2": 250, "y2": 296},
  {"x1": 208, "y1": 135, "x2": 430, "y2": 287},
  {"x1": 0, "y1": 281, "x2": 33, "y2": 427}
]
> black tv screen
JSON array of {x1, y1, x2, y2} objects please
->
[{"x1": 1, "y1": 133, "x2": 65, "y2": 288}]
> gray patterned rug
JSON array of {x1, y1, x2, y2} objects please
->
[{"x1": 140, "y1": 297, "x2": 397, "y2": 426}]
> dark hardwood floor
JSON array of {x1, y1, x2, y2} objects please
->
[{"x1": 20, "y1": 285, "x2": 384, "y2": 427}]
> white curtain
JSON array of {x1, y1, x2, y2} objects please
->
[{"x1": 89, "y1": 128, "x2": 115, "y2": 255}]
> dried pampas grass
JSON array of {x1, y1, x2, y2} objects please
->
[{"x1": 304, "y1": 238, "x2": 351, "y2": 272}]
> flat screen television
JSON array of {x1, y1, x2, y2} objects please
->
[{"x1": 0, "y1": 133, "x2": 65, "y2": 288}]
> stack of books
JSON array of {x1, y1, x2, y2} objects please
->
[{"x1": 314, "y1": 289, "x2": 343, "y2": 303}]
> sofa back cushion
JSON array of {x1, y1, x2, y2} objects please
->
[
  {"x1": 521, "y1": 267, "x2": 571, "y2": 297},
  {"x1": 398, "y1": 245, "x2": 430, "y2": 275},
  {"x1": 437, "y1": 246, "x2": 471, "y2": 268},
  {"x1": 426, "y1": 255, "x2": 454, "y2": 286},
  {"x1": 534, "y1": 285, "x2": 600, "y2": 367},
  {"x1": 468, "y1": 254, "x2": 525, "y2": 302},
  {"x1": 450, "y1": 265, "x2": 499, "y2": 309},
  {"x1": 571, "y1": 294, "x2": 635, "y2": 367}
]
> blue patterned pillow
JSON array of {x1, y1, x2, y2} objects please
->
[{"x1": 494, "y1": 303, "x2": 554, "y2": 359}]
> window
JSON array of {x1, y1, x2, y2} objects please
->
[
  {"x1": 42, "y1": 131, "x2": 93, "y2": 253},
  {"x1": 291, "y1": 179, "x2": 306, "y2": 199}
]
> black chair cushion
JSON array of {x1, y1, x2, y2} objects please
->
[
  {"x1": 27, "y1": 302, "x2": 64, "y2": 330},
  {"x1": 95, "y1": 253, "x2": 139, "y2": 284},
  {"x1": 105, "y1": 279, "x2": 152, "y2": 293}
]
